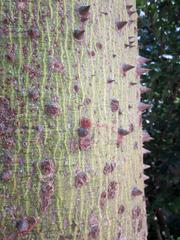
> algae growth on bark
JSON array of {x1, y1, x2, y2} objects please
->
[{"x1": 0, "y1": 0, "x2": 150, "y2": 239}]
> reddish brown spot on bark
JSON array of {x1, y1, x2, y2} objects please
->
[
  {"x1": 83, "y1": 97, "x2": 91, "y2": 106},
  {"x1": 40, "y1": 181, "x2": 54, "y2": 212},
  {"x1": 137, "y1": 218, "x2": 143, "y2": 232},
  {"x1": 75, "y1": 171, "x2": 87, "y2": 188},
  {"x1": 117, "y1": 128, "x2": 129, "y2": 147},
  {"x1": 88, "y1": 225, "x2": 100, "y2": 239},
  {"x1": 1, "y1": 170, "x2": 12, "y2": 181},
  {"x1": 74, "y1": 84, "x2": 80, "y2": 93},
  {"x1": 28, "y1": 87, "x2": 39, "y2": 101},
  {"x1": 2, "y1": 153, "x2": 13, "y2": 166},
  {"x1": 87, "y1": 50, "x2": 95, "y2": 57},
  {"x1": 116, "y1": 21, "x2": 127, "y2": 31},
  {"x1": 118, "y1": 128, "x2": 129, "y2": 136},
  {"x1": 78, "y1": 5, "x2": 90, "y2": 22},
  {"x1": 131, "y1": 187, "x2": 143, "y2": 197},
  {"x1": 73, "y1": 30, "x2": 85, "y2": 41},
  {"x1": 28, "y1": 27, "x2": 40, "y2": 39},
  {"x1": 107, "y1": 79, "x2": 115, "y2": 84},
  {"x1": 110, "y1": 99, "x2": 119, "y2": 112},
  {"x1": 107, "y1": 181, "x2": 118, "y2": 199},
  {"x1": 132, "y1": 206, "x2": 141, "y2": 219},
  {"x1": 45, "y1": 102, "x2": 60, "y2": 117},
  {"x1": 3, "y1": 137, "x2": 15, "y2": 149},
  {"x1": 118, "y1": 204, "x2": 125, "y2": 215},
  {"x1": 79, "y1": 135, "x2": 92, "y2": 151},
  {"x1": 129, "y1": 123, "x2": 134, "y2": 132},
  {"x1": 16, "y1": 219, "x2": 29, "y2": 233},
  {"x1": 17, "y1": 2, "x2": 26, "y2": 10},
  {"x1": 68, "y1": 138, "x2": 79, "y2": 153},
  {"x1": 41, "y1": 182, "x2": 54, "y2": 198},
  {"x1": 103, "y1": 162, "x2": 116, "y2": 175},
  {"x1": 16, "y1": 216, "x2": 38, "y2": 237},
  {"x1": 80, "y1": 118, "x2": 92, "y2": 129},
  {"x1": 40, "y1": 160, "x2": 54, "y2": 176},
  {"x1": 96, "y1": 42, "x2": 102, "y2": 49},
  {"x1": 6, "y1": 53, "x2": 15, "y2": 62},
  {"x1": 100, "y1": 191, "x2": 107, "y2": 209},
  {"x1": 49, "y1": 59, "x2": 64, "y2": 73},
  {"x1": 88, "y1": 214, "x2": 100, "y2": 239}
]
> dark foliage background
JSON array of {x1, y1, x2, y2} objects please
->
[{"x1": 137, "y1": 0, "x2": 180, "y2": 239}]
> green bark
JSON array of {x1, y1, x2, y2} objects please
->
[{"x1": 0, "y1": 0, "x2": 147, "y2": 239}]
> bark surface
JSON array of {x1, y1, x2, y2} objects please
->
[{"x1": 0, "y1": 0, "x2": 147, "y2": 239}]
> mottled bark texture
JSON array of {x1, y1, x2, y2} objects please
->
[{"x1": 0, "y1": 0, "x2": 148, "y2": 239}]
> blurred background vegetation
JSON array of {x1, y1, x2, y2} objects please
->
[{"x1": 137, "y1": 0, "x2": 180, "y2": 239}]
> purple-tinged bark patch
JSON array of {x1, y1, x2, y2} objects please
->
[
  {"x1": 16, "y1": 216, "x2": 39, "y2": 237},
  {"x1": 131, "y1": 187, "x2": 143, "y2": 197},
  {"x1": 88, "y1": 213, "x2": 100, "y2": 239},
  {"x1": 103, "y1": 162, "x2": 116, "y2": 175},
  {"x1": 68, "y1": 138, "x2": 79, "y2": 153},
  {"x1": 49, "y1": 59, "x2": 64, "y2": 73},
  {"x1": 80, "y1": 118, "x2": 92, "y2": 129},
  {"x1": 107, "y1": 181, "x2": 118, "y2": 199},
  {"x1": 78, "y1": 5, "x2": 90, "y2": 22},
  {"x1": 77, "y1": 127, "x2": 89, "y2": 137},
  {"x1": 96, "y1": 42, "x2": 102, "y2": 49},
  {"x1": 28, "y1": 87, "x2": 39, "y2": 101},
  {"x1": 73, "y1": 30, "x2": 85, "y2": 41},
  {"x1": 118, "y1": 205, "x2": 125, "y2": 216},
  {"x1": 45, "y1": 102, "x2": 60, "y2": 117},
  {"x1": 132, "y1": 206, "x2": 141, "y2": 219},
  {"x1": 1, "y1": 170, "x2": 12, "y2": 181},
  {"x1": 75, "y1": 171, "x2": 88, "y2": 188},
  {"x1": 28, "y1": 27, "x2": 40, "y2": 39},
  {"x1": 79, "y1": 135, "x2": 92, "y2": 151},
  {"x1": 40, "y1": 160, "x2": 54, "y2": 176},
  {"x1": 110, "y1": 99, "x2": 119, "y2": 112},
  {"x1": 100, "y1": 191, "x2": 107, "y2": 209}
]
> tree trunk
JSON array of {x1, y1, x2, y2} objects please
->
[{"x1": 0, "y1": 0, "x2": 148, "y2": 239}]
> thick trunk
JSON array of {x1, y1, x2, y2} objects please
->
[{"x1": 0, "y1": 0, "x2": 148, "y2": 239}]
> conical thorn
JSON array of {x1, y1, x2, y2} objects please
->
[
  {"x1": 138, "y1": 102, "x2": 151, "y2": 112},
  {"x1": 143, "y1": 174, "x2": 149, "y2": 181},
  {"x1": 116, "y1": 21, "x2": 128, "y2": 31},
  {"x1": 143, "y1": 130, "x2": 154, "y2": 142},
  {"x1": 138, "y1": 56, "x2": 151, "y2": 65},
  {"x1": 143, "y1": 164, "x2": 151, "y2": 170},
  {"x1": 142, "y1": 148, "x2": 151, "y2": 155},
  {"x1": 140, "y1": 86, "x2": 152, "y2": 94}
]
